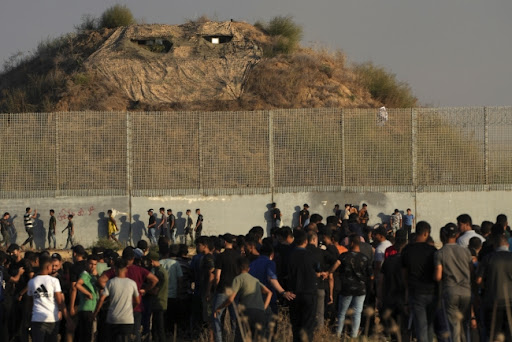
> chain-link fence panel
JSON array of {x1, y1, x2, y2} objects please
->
[
  {"x1": 273, "y1": 108, "x2": 343, "y2": 191},
  {"x1": 200, "y1": 111, "x2": 270, "y2": 194},
  {"x1": 130, "y1": 112, "x2": 200, "y2": 196},
  {"x1": 0, "y1": 113, "x2": 56, "y2": 197},
  {"x1": 488, "y1": 107, "x2": 512, "y2": 188},
  {"x1": 343, "y1": 108, "x2": 413, "y2": 188},
  {"x1": 57, "y1": 112, "x2": 127, "y2": 195},
  {"x1": 416, "y1": 107, "x2": 485, "y2": 188}
]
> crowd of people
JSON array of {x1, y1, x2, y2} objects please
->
[{"x1": 0, "y1": 203, "x2": 511, "y2": 342}]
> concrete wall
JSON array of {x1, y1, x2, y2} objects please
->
[{"x1": 1, "y1": 190, "x2": 510, "y2": 248}]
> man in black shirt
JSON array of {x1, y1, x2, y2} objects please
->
[
  {"x1": 271, "y1": 203, "x2": 282, "y2": 228},
  {"x1": 48, "y1": 209, "x2": 57, "y2": 249},
  {"x1": 402, "y1": 221, "x2": 438, "y2": 342},
  {"x1": 329, "y1": 234, "x2": 373, "y2": 338},
  {"x1": 195, "y1": 209, "x2": 203, "y2": 239},
  {"x1": 212, "y1": 234, "x2": 239, "y2": 342},
  {"x1": 287, "y1": 230, "x2": 320, "y2": 342},
  {"x1": 298, "y1": 204, "x2": 310, "y2": 229},
  {"x1": 167, "y1": 209, "x2": 176, "y2": 243},
  {"x1": 185, "y1": 209, "x2": 194, "y2": 246}
]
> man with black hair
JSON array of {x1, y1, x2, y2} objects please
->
[
  {"x1": 75, "y1": 255, "x2": 99, "y2": 342},
  {"x1": 274, "y1": 227, "x2": 294, "y2": 288},
  {"x1": 212, "y1": 234, "x2": 239, "y2": 342},
  {"x1": 1, "y1": 212, "x2": 11, "y2": 248},
  {"x1": 329, "y1": 234, "x2": 373, "y2": 338},
  {"x1": 476, "y1": 235, "x2": 512, "y2": 339},
  {"x1": 287, "y1": 230, "x2": 319, "y2": 342},
  {"x1": 214, "y1": 257, "x2": 272, "y2": 342},
  {"x1": 48, "y1": 210, "x2": 57, "y2": 249},
  {"x1": 358, "y1": 203, "x2": 369, "y2": 228},
  {"x1": 98, "y1": 247, "x2": 158, "y2": 342},
  {"x1": 28, "y1": 256, "x2": 72, "y2": 342},
  {"x1": 434, "y1": 223, "x2": 472, "y2": 342},
  {"x1": 271, "y1": 203, "x2": 281, "y2": 228},
  {"x1": 157, "y1": 208, "x2": 168, "y2": 240},
  {"x1": 160, "y1": 242, "x2": 183, "y2": 336},
  {"x1": 195, "y1": 209, "x2": 203, "y2": 239},
  {"x1": 402, "y1": 221, "x2": 438, "y2": 342},
  {"x1": 22, "y1": 207, "x2": 37, "y2": 250},
  {"x1": 298, "y1": 204, "x2": 310, "y2": 229},
  {"x1": 94, "y1": 258, "x2": 140, "y2": 342},
  {"x1": 457, "y1": 214, "x2": 485, "y2": 247},
  {"x1": 147, "y1": 209, "x2": 157, "y2": 246},
  {"x1": 190, "y1": 237, "x2": 207, "y2": 335},
  {"x1": 62, "y1": 215, "x2": 74, "y2": 249},
  {"x1": 167, "y1": 209, "x2": 176, "y2": 243},
  {"x1": 199, "y1": 237, "x2": 215, "y2": 339}
]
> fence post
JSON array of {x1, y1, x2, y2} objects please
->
[
  {"x1": 411, "y1": 108, "x2": 417, "y2": 188},
  {"x1": 341, "y1": 109, "x2": 345, "y2": 187},
  {"x1": 55, "y1": 112, "x2": 60, "y2": 197},
  {"x1": 268, "y1": 111, "x2": 275, "y2": 200},
  {"x1": 126, "y1": 111, "x2": 133, "y2": 245},
  {"x1": 198, "y1": 112, "x2": 203, "y2": 194},
  {"x1": 484, "y1": 106, "x2": 489, "y2": 188}
]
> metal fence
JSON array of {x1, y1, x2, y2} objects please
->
[{"x1": 1, "y1": 107, "x2": 511, "y2": 198}]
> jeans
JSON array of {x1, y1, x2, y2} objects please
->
[
  {"x1": 336, "y1": 294, "x2": 365, "y2": 338},
  {"x1": 444, "y1": 292, "x2": 470, "y2": 342},
  {"x1": 411, "y1": 293, "x2": 437, "y2": 342},
  {"x1": 48, "y1": 232, "x2": 56, "y2": 249},
  {"x1": 64, "y1": 235, "x2": 74, "y2": 249},
  {"x1": 22, "y1": 228, "x2": 34, "y2": 248},
  {"x1": 212, "y1": 293, "x2": 237, "y2": 342},
  {"x1": 149, "y1": 228, "x2": 157, "y2": 245},
  {"x1": 77, "y1": 311, "x2": 94, "y2": 342},
  {"x1": 170, "y1": 228, "x2": 176, "y2": 243},
  {"x1": 31, "y1": 322, "x2": 59, "y2": 342},
  {"x1": 316, "y1": 289, "x2": 326, "y2": 329}
]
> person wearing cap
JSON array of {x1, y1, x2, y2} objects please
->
[
  {"x1": 147, "y1": 251, "x2": 168, "y2": 342},
  {"x1": 147, "y1": 209, "x2": 157, "y2": 245},
  {"x1": 298, "y1": 204, "x2": 310, "y2": 229},
  {"x1": 1, "y1": 212, "x2": 11, "y2": 248},
  {"x1": 434, "y1": 223, "x2": 472, "y2": 342}
]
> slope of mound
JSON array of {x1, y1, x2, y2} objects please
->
[{"x1": 0, "y1": 20, "x2": 396, "y2": 113}]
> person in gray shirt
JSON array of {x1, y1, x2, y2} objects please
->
[
  {"x1": 434, "y1": 223, "x2": 472, "y2": 342},
  {"x1": 94, "y1": 258, "x2": 140, "y2": 342}
]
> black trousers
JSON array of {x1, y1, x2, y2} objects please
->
[{"x1": 289, "y1": 292, "x2": 317, "y2": 342}]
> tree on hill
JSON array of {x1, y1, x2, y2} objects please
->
[{"x1": 99, "y1": 4, "x2": 135, "y2": 29}]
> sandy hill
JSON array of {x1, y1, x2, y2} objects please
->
[{"x1": 0, "y1": 20, "x2": 397, "y2": 113}]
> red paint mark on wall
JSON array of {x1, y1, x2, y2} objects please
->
[{"x1": 57, "y1": 206, "x2": 95, "y2": 222}]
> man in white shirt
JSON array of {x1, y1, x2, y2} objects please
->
[
  {"x1": 456, "y1": 214, "x2": 485, "y2": 247},
  {"x1": 28, "y1": 256, "x2": 72, "y2": 342}
]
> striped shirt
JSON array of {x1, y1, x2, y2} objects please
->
[{"x1": 24, "y1": 213, "x2": 33, "y2": 229}]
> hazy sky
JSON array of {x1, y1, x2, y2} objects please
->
[{"x1": 1, "y1": 0, "x2": 511, "y2": 107}]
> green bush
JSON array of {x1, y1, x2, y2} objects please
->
[
  {"x1": 355, "y1": 62, "x2": 417, "y2": 108},
  {"x1": 93, "y1": 237, "x2": 123, "y2": 251},
  {"x1": 75, "y1": 14, "x2": 98, "y2": 32},
  {"x1": 259, "y1": 16, "x2": 303, "y2": 56},
  {"x1": 99, "y1": 4, "x2": 135, "y2": 29}
]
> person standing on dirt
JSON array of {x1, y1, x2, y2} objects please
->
[
  {"x1": 157, "y1": 208, "x2": 167, "y2": 240},
  {"x1": 185, "y1": 209, "x2": 194, "y2": 246},
  {"x1": 298, "y1": 204, "x2": 310, "y2": 229},
  {"x1": 1, "y1": 212, "x2": 12, "y2": 248},
  {"x1": 22, "y1": 207, "x2": 37, "y2": 250},
  {"x1": 271, "y1": 203, "x2": 282, "y2": 229},
  {"x1": 147, "y1": 209, "x2": 157, "y2": 245},
  {"x1": 48, "y1": 209, "x2": 57, "y2": 249},
  {"x1": 167, "y1": 209, "x2": 176, "y2": 243},
  {"x1": 63, "y1": 215, "x2": 75, "y2": 249},
  {"x1": 195, "y1": 209, "x2": 203, "y2": 239},
  {"x1": 107, "y1": 209, "x2": 119, "y2": 243}
]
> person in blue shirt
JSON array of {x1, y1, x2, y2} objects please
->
[{"x1": 403, "y1": 208, "x2": 415, "y2": 240}]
